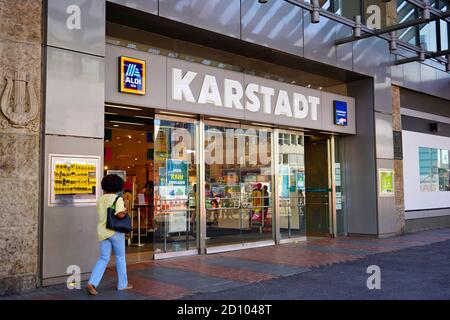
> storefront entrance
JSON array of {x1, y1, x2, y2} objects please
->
[
  {"x1": 104, "y1": 107, "x2": 344, "y2": 260},
  {"x1": 204, "y1": 120, "x2": 274, "y2": 252}
]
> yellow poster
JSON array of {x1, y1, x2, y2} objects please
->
[{"x1": 53, "y1": 161, "x2": 97, "y2": 195}]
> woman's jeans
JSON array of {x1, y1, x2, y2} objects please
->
[{"x1": 88, "y1": 232, "x2": 128, "y2": 290}]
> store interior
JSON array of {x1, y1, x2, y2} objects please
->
[{"x1": 104, "y1": 105, "x2": 334, "y2": 260}]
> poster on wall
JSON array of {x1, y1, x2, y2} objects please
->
[
  {"x1": 166, "y1": 159, "x2": 188, "y2": 200},
  {"x1": 49, "y1": 154, "x2": 100, "y2": 205},
  {"x1": 379, "y1": 168, "x2": 395, "y2": 196}
]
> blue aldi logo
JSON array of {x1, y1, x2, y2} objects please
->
[
  {"x1": 334, "y1": 100, "x2": 348, "y2": 126},
  {"x1": 119, "y1": 56, "x2": 146, "y2": 95}
]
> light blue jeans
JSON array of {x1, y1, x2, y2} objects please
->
[{"x1": 88, "y1": 232, "x2": 128, "y2": 290}]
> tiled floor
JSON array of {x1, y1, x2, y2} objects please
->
[{"x1": 3, "y1": 228, "x2": 450, "y2": 300}]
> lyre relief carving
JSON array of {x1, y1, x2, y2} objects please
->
[{"x1": 1, "y1": 71, "x2": 39, "y2": 131}]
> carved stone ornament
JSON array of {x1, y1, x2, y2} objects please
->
[{"x1": 1, "y1": 71, "x2": 39, "y2": 131}]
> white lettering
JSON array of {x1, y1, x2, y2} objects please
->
[
  {"x1": 293, "y1": 93, "x2": 309, "y2": 119},
  {"x1": 224, "y1": 79, "x2": 244, "y2": 109},
  {"x1": 170, "y1": 68, "x2": 324, "y2": 123},
  {"x1": 308, "y1": 96, "x2": 320, "y2": 121},
  {"x1": 366, "y1": 265, "x2": 381, "y2": 290},
  {"x1": 274, "y1": 90, "x2": 292, "y2": 117},
  {"x1": 172, "y1": 68, "x2": 197, "y2": 103},
  {"x1": 198, "y1": 74, "x2": 223, "y2": 106},
  {"x1": 260, "y1": 86, "x2": 275, "y2": 114},
  {"x1": 66, "y1": 5, "x2": 81, "y2": 30},
  {"x1": 245, "y1": 83, "x2": 260, "y2": 112},
  {"x1": 366, "y1": 5, "x2": 381, "y2": 30}
]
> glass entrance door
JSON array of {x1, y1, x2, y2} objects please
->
[
  {"x1": 304, "y1": 134, "x2": 332, "y2": 237},
  {"x1": 153, "y1": 115, "x2": 198, "y2": 256},
  {"x1": 204, "y1": 121, "x2": 273, "y2": 249},
  {"x1": 278, "y1": 131, "x2": 307, "y2": 240}
]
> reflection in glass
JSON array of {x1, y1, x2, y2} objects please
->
[
  {"x1": 205, "y1": 124, "x2": 273, "y2": 247},
  {"x1": 279, "y1": 132, "x2": 306, "y2": 239},
  {"x1": 153, "y1": 119, "x2": 198, "y2": 253},
  {"x1": 419, "y1": 146, "x2": 450, "y2": 192}
]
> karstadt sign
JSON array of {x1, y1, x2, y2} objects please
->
[
  {"x1": 171, "y1": 68, "x2": 321, "y2": 122},
  {"x1": 105, "y1": 44, "x2": 356, "y2": 134}
]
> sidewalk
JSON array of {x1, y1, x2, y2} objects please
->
[{"x1": 3, "y1": 228, "x2": 450, "y2": 300}]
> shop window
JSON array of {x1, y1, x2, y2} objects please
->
[{"x1": 419, "y1": 146, "x2": 450, "y2": 192}]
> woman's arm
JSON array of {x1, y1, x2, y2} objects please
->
[{"x1": 116, "y1": 211, "x2": 127, "y2": 219}]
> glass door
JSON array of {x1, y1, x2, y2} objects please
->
[
  {"x1": 278, "y1": 131, "x2": 307, "y2": 240},
  {"x1": 304, "y1": 134, "x2": 333, "y2": 237},
  {"x1": 152, "y1": 115, "x2": 198, "y2": 257},
  {"x1": 204, "y1": 120, "x2": 273, "y2": 250}
]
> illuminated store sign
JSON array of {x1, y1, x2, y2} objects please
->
[
  {"x1": 119, "y1": 56, "x2": 146, "y2": 95},
  {"x1": 171, "y1": 68, "x2": 320, "y2": 121},
  {"x1": 334, "y1": 100, "x2": 348, "y2": 126}
]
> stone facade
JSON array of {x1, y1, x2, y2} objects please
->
[
  {"x1": 0, "y1": 0, "x2": 42, "y2": 295},
  {"x1": 392, "y1": 85, "x2": 406, "y2": 235}
]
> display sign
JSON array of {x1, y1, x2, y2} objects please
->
[
  {"x1": 119, "y1": 56, "x2": 146, "y2": 95},
  {"x1": 336, "y1": 191, "x2": 343, "y2": 210},
  {"x1": 168, "y1": 212, "x2": 187, "y2": 233},
  {"x1": 166, "y1": 159, "x2": 188, "y2": 200},
  {"x1": 335, "y1": 163, "x2": 342, "y2": 187},
  {"x1": 296, "y1": 171, "x2": 305, "y2": 191},
  {"x1": 379, "y1": 168, "x2": 395, "y2": 196},
  {"x1": 49, "y1": 154, "x2": 100, "y2": 205},
  {"x1": 334, "y1": 100, "x2": 348, "y2": 126},
  {"x1": 279, "y1": 165, "x2": 290, "y2": 198}
]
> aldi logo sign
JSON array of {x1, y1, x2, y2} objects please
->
[
  {"x1": 119, "y1": 56, "x2": 146, "y2": 95},
  {"x1": 334, "y1": 100, "x2": 348, "y2": 126}
]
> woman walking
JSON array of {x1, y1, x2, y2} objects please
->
[{"x1": 86, "y1": 174, "x2": 132, "y2": 295}]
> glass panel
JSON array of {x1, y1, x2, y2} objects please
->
[
  {"x1": 419, "y1": 147, "x2": 440, "y2": 192},
  {"x1": 204, "y1": 124, "x2": 273, "y2": 247},
  {"x1": 420, "y1": 21, "x2": 438, "y2": 51},
  {"x1": 304, "y1": 135, "x2": 331, "y2": 236},
  {"x1": 397, "y1": 0, "x2": 419, "y2": 46},
  {"x1": 419, "y1": 146, "x2": 450, "y2": 192},
  {"x1": 279, "y1": 132, "x2": 306, "y2": 239},
  {"x1": 153, "y1": 118, "x2": 198, "y2": 254}
]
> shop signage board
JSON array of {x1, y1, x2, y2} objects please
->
[
  {"x1": 334, "y1": 101, "x2": 348, "y2": 126},
  {"x1": 379, "y1": 168, "x2": 395, "y2": 196},
  {"x1": 119, "y1": 56, "x2": 146, "y2": 95},
  {"x1": 49, "y1": 154, "x2": 100, "y2": 205},
  {"x1": 106, "y1": 44, "x2": 356, "y2": 135}
]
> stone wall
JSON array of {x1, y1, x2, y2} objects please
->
[
  {"x1": 0, "y1": 0, "x2": 42, "y2": 295},
  {"x1": 392, "y1": 85, "x2": 406, "y2": 235}
]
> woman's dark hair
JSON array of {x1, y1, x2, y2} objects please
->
[{"x1": 101, "y1": 174, "x2": 124, "y2": 193}]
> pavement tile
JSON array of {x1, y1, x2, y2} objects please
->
[
  {"x1": 155, "y1": 259, "x2": 274, "y2": 283},
  {"x1": 131, "y1": 266, "x2": 246, "y2": 294},
  {"x1": 3, "y1": 228, "x2": 450, "y2": 300},
  {"x1": 205, "y1": 257, "x2": 310, "y2": 277}
]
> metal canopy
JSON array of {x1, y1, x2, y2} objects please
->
[{"x1": 281, "y1": 0, "x2": 450, "y2": 72}]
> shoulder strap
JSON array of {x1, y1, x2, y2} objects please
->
[{"x1": 110, "y1": 196, "x2": 121, "y2": 209}]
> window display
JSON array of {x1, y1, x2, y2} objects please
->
[{"x1": 419, "y1": 146, "x2": 450, "y2": 192}]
